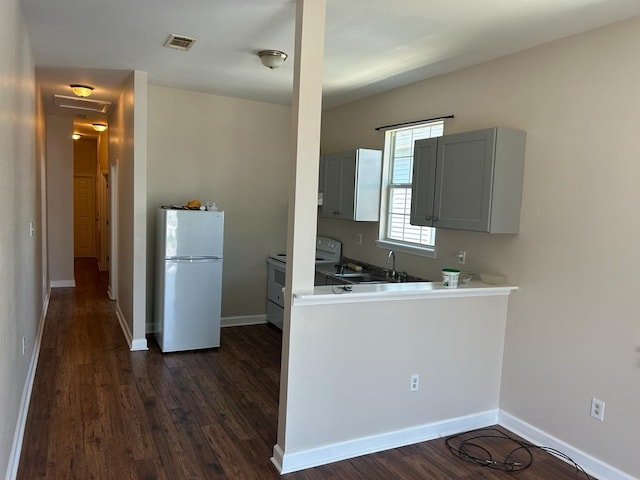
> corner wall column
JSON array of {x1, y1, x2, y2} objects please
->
[{"x1": 273, "y1": 0, "x2": 326, "y2": 472}]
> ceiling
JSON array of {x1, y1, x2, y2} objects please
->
[{"x1": 22, "y1": 0, "x2": 640, "y2": 135}]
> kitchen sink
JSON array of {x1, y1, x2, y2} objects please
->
[
  {"x1": 331, "y1": 272, "x2": 428, "y2": 284},
  {"x1": 333, "y1": 273, "x2": 391, "y2": 283}
]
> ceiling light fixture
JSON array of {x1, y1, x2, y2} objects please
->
[
  {"x1": 257, "y1": 50, "x2": 288, "y2": 69},
  {"x1": 69, "y1": 84, "x2": 94, "y2": 97},
  {"x1": 92, "y1": 123, "x2": 108, "y2": 132},
  {"x1": 72, "y1": 133, "x2": 81, "y2": 140}
]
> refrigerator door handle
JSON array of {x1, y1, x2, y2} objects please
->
[{"x1": 167, "y1": 256, "x2": 222, "y2": 262}]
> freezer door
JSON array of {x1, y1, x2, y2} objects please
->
[
  {"x1": 156, "y1": 257, "x2": 223, "y2": 352},
  {"x1": 161, "y1": 209, "x2": 224, "y2": 258}
]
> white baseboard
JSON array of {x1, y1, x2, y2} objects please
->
[
  {"x1": 221, "y1": 314, "x2": 267, "y2": 327},
  {"x1": 50, "y1": 279, "x2": 75, "y2": 288},
  {"x1": 131, "y1": 338, "x2": 148, "y2": 351},
  {"x1": 145, "y1": 315, "x2": 268, "y2": 335},
  {"x1": 115, "y1": 304, "x2": 148, "y2": 351},
  {"x1": 271, "y1": 444, "x2": 285, "y2": 474},
  {"x1": 273, "y1": 409, "x2": 637, "y2": 477},
  {"x1": 115, "y1": 303, "x2": 131, "y2": 345},
  {"x1": 5, "y1": 287, "x2": 50, "y2": 480},
  {"x1": 499, "y1": 411, "x2": 636, "y2": 480},
  {"x1": 273, "y1": 409, "x2": 499, "y2": 474}
]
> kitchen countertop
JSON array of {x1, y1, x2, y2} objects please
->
[
  {"x1": 294, "y1": 281, "x2": 517, "y2": 306},
  {"x1": 315, "y1": 261, "x2": 425, "y2": 283}
]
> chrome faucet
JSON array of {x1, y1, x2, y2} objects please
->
[{"x1": 387, "y1": 250, "x2": 396, "y2": 278}]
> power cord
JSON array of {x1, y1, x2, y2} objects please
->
[
  {"x1": 331, "y1": 285, "x2": 352, "y2": 293},
  {"x1": 445, "y1": 428, "x2": 593, "y2": 479}
]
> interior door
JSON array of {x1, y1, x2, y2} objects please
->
[{"x1": 74, "y1": 175, "x2": 96, "y2": 257}]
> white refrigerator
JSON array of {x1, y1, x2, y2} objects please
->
[{"x1": 155, "y1": 208, "x2": 224, "y2": 352}]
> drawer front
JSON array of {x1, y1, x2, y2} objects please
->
[{"x1": 266, "y1": 301, "x2": 283, "y2": 330}]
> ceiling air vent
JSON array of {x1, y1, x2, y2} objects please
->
[
  {"x1": 53, "y1": 95, "x2": 112, "y2": 114},
  {"x1": 163, "y1": 34, "x2": 196, "y2": 51}
]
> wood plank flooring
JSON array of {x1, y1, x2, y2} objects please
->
[{"x1": 18, "y1": 258, "x2": 594, "y2": 479}]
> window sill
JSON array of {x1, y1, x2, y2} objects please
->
[{"x1": 375, "y1": 239, "x2": 437, "y2": 259}]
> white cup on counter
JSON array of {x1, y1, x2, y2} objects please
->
[{"x1": 441, "y1": 268, "x2": 460, "y2": 288}]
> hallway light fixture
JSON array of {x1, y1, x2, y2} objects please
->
[
  {"x1": 257, "y1": 50, "x2": 288, "y2": 69},
  {"x1": 72, "y1": 133, "x2": 81, "y2": 140},
  {"x1": 69, "y1": 84, "x2": 94, "y2": 97},
  {"x1": 92, "y1": 123, "x2": 108, "y2": 132}
]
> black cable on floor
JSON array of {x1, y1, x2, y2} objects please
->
[{"x1": 445, "y1": 427, "x2": 593, "y2": 479}]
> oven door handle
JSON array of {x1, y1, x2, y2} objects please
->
[{"x1": 267, "y1": 257, "x2": 286, "y2": 268}]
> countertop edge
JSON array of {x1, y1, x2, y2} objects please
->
[{"x1": 293, "y1": 281, "x2": 518, "y2": 306}]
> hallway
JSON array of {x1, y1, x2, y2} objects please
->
[
  {"x1": 17, "y1": 258, "x2": 282, "y2": 479},
  {"x1": 17, "y1": 259, "x2": 593, "y2": 479}
]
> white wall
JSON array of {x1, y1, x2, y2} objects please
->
[
  {"x1": 276, "y1": 0, "x2": 326, "y2": 464},
  {"x1": 109, "y1": 71, "x2": 148, "y2": 350},
  {"x1": 284, "y1": 295, "x2": 508, "y2": 448},
  {"x1": 0, "y1": 0, "x2": 47, "y2": 477},
  {"x1": 146, "y1": 86, "x2": 291, "y2": 324},
  {"x1": 319, "y1": 16, "x2": 640, "y2": 478},
  {"x1": 46, "y1": 115, "x2": 74, "y2": 286}
]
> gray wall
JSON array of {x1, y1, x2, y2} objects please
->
[{"x1": 0, "y1": 0, "x2": 47, "y2": 477}]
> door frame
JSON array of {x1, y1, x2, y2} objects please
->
[{"x1": 108, "y1": 160, "x2": 118, "y2": 300}]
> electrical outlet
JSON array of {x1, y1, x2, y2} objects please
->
[
  {"x1": 356, "y1": 233, "x2": 363, "y2": 245},
  {"x1": 590, "y1": 397, "x2": 605, "y2": 421},
  {"x1": 457, "y1": 250, "x2": 466, "y2": 265},
  {"x1": 410, "y1": 374, "x2": 419, "y2": 392}
]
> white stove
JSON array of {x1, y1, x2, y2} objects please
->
[
  {"x1": 267, "y1": 236, "x2": 342, "y2": 266},
  {"x1": 266, "y1": 237, "x2": 341, "y2": 330}
]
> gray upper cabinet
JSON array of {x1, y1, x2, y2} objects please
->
[
  {"x1": 322, "y1": 148, "x2": 382, "y2": 221},
  {"x1": 410, "y1": 127, "x2": 526, "y2": 233}
]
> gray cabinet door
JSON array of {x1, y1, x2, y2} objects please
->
[
  {"x1": 433, "y1": 129, "x2": 495, "y2": 231},
  {"x1": 321, "y1": 149, "x2": 381, "y2": 221},
  {"x1": 410, "y1": 138, "x2": 438, "y2": 226},
  {"x1": 410, "y1": 127, "x2": 525, "y2": 233},
  {"x1": 322, "y1": 153, "x2": 342, "y2": 217},
  {"x1": 322, "y1": 151, "x2": 355, "y2": 219}
]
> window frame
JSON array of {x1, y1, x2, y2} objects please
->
[{"x1": 375, "y1": 121, "x2": 444, "y2": 258}]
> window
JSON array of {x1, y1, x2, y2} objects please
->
[{"x1": 377, "y1": 121, "x2": 444, "y2": 256}]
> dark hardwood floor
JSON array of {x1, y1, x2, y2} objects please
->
[{"x1": 18, "y1": 258, "x2": 593, "y2": 479}]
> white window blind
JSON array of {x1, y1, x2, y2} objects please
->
[{"x1": 378, "y1": 121, "x2": 444, "y2": 254}]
